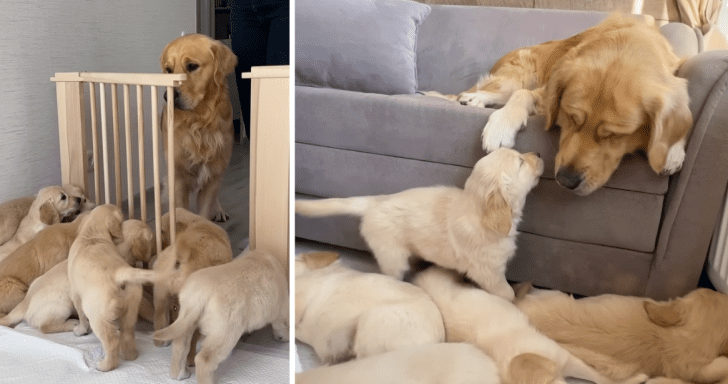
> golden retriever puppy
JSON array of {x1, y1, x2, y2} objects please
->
[
  {"x1": 516, "y1": 286, "x2": 728, "y2": 384},
  {"x1": 296, "y1": 148, "x2": 543, "y2": 301},
  {"x1": 68, "y1": 205, "x2": 162, "y2": 372},
  {"x1": 296, "y1": 343, "x2": 501, "y2": 384},
  {"x1": 413, "y1": 267, "x2": 649, "y2": 384},
  {"x1": 160, "y1": 33, "x2": 238, "y2": 222},
  {"x1": 154, "y1": 249, "x2": 288, "y2": 384},
  {"x1": 0, "y1": 185, "x2": 83, "y2": 261},
  {"x1": 426, "y1": 15, "x2": 691, "y2": 195},
  {"x1": 0, "y1": 220, "x2": 155, "y2": 333},
  {"x1": 153, "y1": 208, "x2": 232, "y2": 347},
  {"x1": 295, "y1": 251, "x2": 445, "y2": 364}
]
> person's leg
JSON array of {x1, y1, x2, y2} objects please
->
[{"x1": 230, "y1": 1, "x2": 269, "y2": 138}]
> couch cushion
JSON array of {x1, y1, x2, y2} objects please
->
[
  {"x1": 296, "y1": 85, "x2": 669, "y2": 195},
  {"x1": 296, "y1": 143, "x2": 665, "y2": 252},
  {"x1": 295, "y1": 0, "x2": 431, "y2": 95}
]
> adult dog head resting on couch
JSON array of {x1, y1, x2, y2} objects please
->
[{"x1": 160, "y1": 34, "x2": 238, "y2": 221}]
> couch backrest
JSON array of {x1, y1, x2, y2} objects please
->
[{"x1": 415, "y1": 6, "x2": 613, "y2": 94}]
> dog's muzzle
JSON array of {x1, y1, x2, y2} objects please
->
[
  {"x1": 556, "y1": 166, "x2": 583, "y2": 190},
  {"x1": 163, "y1": 89, "x2": 186, "y2": 110}
]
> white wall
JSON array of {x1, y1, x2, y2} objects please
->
[{"x1": 0, "y1": 0, "x2": 196, "y2": 202}]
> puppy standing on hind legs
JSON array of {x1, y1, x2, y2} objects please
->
[{"x1": 154, "y1": 249, "x2": 289, "y2": 384}]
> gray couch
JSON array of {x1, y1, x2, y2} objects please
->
[{"x1": 295, "y1": 1, "x2": 728, "y2": 300}]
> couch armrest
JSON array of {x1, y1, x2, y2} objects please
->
[{"x1": 646, "y1": 50, "x2": 728, "y2": 299}]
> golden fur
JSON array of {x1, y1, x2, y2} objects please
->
[
  {"x1": 425, "y1": 14, "x2": 692, "y2": 195},
  {"x1": 160, "y1": 33, "x2": 238, "y2": 222},
  {"x1": 0, "y1": 185, "x2": 85, "y2": 261},
  {"x1": 153, "y1": 208, "x2": 232, "y2": 351},
  {"x1": 516, "y1": 287, "x2": 728, "y2": 383},
  {"x1": 0, "y1": 220, "x2": 155, "y2": 333},
  {"x1": 154, "y1": 250, "x2": 288, "y2": 384},
  {"x1": 296, "y1": 148, "x2": 543, "y2": 301},
  {"x1": 68, "y1": 205, "x2": 162, "y2": 371},
  {"x1": 295, "y1": 252, "x2": 445, "y2": 364}
]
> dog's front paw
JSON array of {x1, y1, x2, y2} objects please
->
[
  {"x1": 73, "y1": 323, "x2": 90, "y2": 336},
  {"x1": 482, "y1": 108, "x2": 524, "y2": 152},
  {"x1": 211, "y1": 211, "x2": 229, "y2": 222},
  {"x1": 173, "y1": 367, "x2": 191, "y2": 380},
  {"x1": 661, "y1": 142, "x2": 685, "y2": 175},
  {"x1": 458, "y1": 92, "x2": 488, "y2": 108}
]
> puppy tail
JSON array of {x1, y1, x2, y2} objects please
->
[
  {"x1": 153, "y1": 295, "x2": 204, "y2": 342},
  {"x1": 114, "y1": 267, "x2": 160, "y2": 287},
  {"x1": 295, "y1": 196, "x2": 379, "y2": 218},
  {"x1": 0, "y1": 299, "x2": 26, "y2": 328}
]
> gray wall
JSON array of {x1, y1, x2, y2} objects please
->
[{"x1": 0, "y1": 0, "x2": 196, "y2": 202}]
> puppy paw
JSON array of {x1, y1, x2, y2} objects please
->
[
  {"x1": 73, "y1": 323, "x2": 90, "y2": 337},
  {"x1": 95, "y1": 358, "x2": 117, "y2": 372},
  {"x1": 173, "y1": 367, "x2": 191, "y2": 380},
  {"x1": 122, "y1": 347, "x2": 138, "y2": 361},
  {"x1": 661, "y1": 143, "x2": 685, "y2": 175},
  {"x1": 482, "y1": 108, "x2": 524, "y2": 152},
  {"x1": 458, "y1": 92, "x2": 489, "y2": 108},
  {"x1": 211, "y1": 211, "x2": 229, "y2": 222},
  {"x1": 155, "y1": 339, "x2": 171, "y2": 347}
]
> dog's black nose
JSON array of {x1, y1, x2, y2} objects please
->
[
  {"x1": 535, "y1": 153, "x2": 541, "y2": 158},
  {"x1": 75, "y1": 197, "x2": 82, "y2": 204},
  {"x1": 163, "y1": 91, "x2": 167, "y2": 102},
  {"x1": 556, "y1": 166, "x2": 582, "y2": 190}
]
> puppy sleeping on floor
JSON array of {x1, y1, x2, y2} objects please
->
[
  {"x1": 295, "y1": 251, "x2": 445, "y2": 364},
  {"x1": 296, "y1": 148, "x2": 543, "y2": 301},
  {"x1": 68, "y1": 205, "x2": 164, "y2": 372},
  {"x1": 413, "y1": 266, "x2": 648, "y2": 384},
  {"x1": 154, "y1": 249, "x2": 288, "y2": 384},
  {"x1": 0, "y1": 219, "x2": 155, "y2": 333}
]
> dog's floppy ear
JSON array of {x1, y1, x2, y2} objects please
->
[
  {"x1": 482, "y1": 188, "x2": 512, "y2": 236},
  {"x1": 644, "y1": 300, "x2": 686, "y2": 327},
  {"x1": 107, "y1": 215, "x2": 125, "y2": 245},
  {"x1": 39, "y1": 202, "x2": 61, "y2": 225},
  {"x1": 211, "y1": 39, "x2": 238, "y2": 86},
  {"x1": 544, "y1": 64, "x2": 568, "y2": 131},
  {"x1": 644, "y1": 79, "x2": 692, "y2": 174}
]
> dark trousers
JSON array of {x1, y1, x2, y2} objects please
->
[{"x1": 230, "y1": 0, "x2": 289, "y2": 138}]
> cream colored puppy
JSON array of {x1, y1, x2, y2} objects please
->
[
  {"x1": 413, "y1": 267, "x2": 649, "y2": 384},
  {"x1": 154, "y1": 249, "x2": 288, "y2": 384},
  {"x1": 295, "y1": 252, "x2": 445, "y2": 364},
  {"x1": 296, "y1": 343, "x2": 501, "y2": 384},
  {"x1": 153, "y1": 208, "x2": 233, "y2": 348},
  {"x1": 0, "y1": 185, "x2": 82, "y2": 261},
  {"x1": 0, "y1": 219, "x2": 155, "y2": 333},
  {"x1": 69, "y1": 205, "x2": 162, "y2": 372},
  {"x1": 297, "y1": 148, "x2": 543, "y2": 301}
]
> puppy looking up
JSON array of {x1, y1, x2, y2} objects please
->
[
  {"x1": 0, "y1": 220, "x2": 155, "y2": 333},
  {"x1": 296, "y1": 343, "x2": 500, "y2": 384},
  {"x1": 154, "y1": 249, "x2": 288, "y2": 384},
  {"x1": 295, "y1": 252, "x2": 445, "y2": 364},
  {"x1": 297, "y1": 148, "x2": 543, "y2": 301},
  {"x1": 68, "y1": 205, "x2": 162, "y2": 372},
  {"x1": 153, "y1": 208, "x2": 233, "y2": 347},
  {"x1": 516, "y1": 287, "x2": 728, "y2": 384},
  {"x1": 0, "y1": 185, "x2": 83, "y2": 261},
  {"x1": 413, "y1": 267, "x2": 648, "y2": 384},
  {"x1": 160, "y1": 33, "x2": 237, "y2": 222}
]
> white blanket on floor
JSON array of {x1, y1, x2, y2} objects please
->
[{"x1": 0, "y1": 322, "x2": 288, "y2": 384}]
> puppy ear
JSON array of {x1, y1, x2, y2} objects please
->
[
  {"x1": 644, "y1": 300, "x2": 686, "y2": 327},
  {"x1": 544, "y1": 65, "x2": 567, "y2": 131},
  {"x1": 645, "y1": 80, "x2": 692, "y2": 174},
  {"x1": 301, "y1": 251, "x2": 340, "y2": 269},
  {"x1": 108, "y1": 216, "x2": 125, "y2": 245},
  {"x1": 39, "y1": 202, "x2": 60, "y2": 225},
  {"x1": 482, "y1": 189, "x2": 512, "y2": 236},
  {"x1": 211, "y1": 40, "x2": 238, "y2": 86},
  {"x1": 513, "y1": 282, "x2": 534, "y2": 302}
]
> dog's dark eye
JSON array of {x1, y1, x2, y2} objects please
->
[
  {"x1": 165, "y1": 67, "x2": 172, "y2": 74},
  {"x1": 174, "y1": 261, "x2": 180, "y2": 269},
  {"x1": 186, "y1": 63, "x2": 199, "y2": 72},
  {"x1": 60, "y1": 193, "x2": 67, "y2": 201}
]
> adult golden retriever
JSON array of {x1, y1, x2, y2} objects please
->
[
  {"x1": 516, "y1": 286, "x2": 728, "y2": 384},
  {"x1": 160, "y1": 34, "x2": 238, "y2": 221},
  {"x1": 296, "y1": 148, "x2": 543, "y2": 301},
  {"x1": 425, "y1": 14, "x2": 692, "y2": 195}
]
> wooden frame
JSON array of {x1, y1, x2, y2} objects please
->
[{"x1": 51, "y1": 72, "x2": 186, "y2": 254}]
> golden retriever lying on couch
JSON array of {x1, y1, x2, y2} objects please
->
[
  {"x1": 296, "y1": 148, "x2": 543, "y2": 301},
  {"x1": 426, "y1": 14, "x2": 692, "y2": 195},
  {"x1": 516, "y1": 286, "x2": 728, "y2": 384}
]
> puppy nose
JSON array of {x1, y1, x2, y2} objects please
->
[
  {"x1": 75, "y1": 197, "x2": 82, "y2": 204},
  {"x1": 535, "y1": 153, "x2": 541, "y2": 158},
  {"x1": 556, "y1": 166, "x2": 583, "y2": 190}
]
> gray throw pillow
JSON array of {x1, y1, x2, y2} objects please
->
[{"x1": 296, "y1": 0, "x2": 431, "y2": 95}]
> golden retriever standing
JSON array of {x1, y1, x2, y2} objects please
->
[
  {"x1": 425, "y1": 14, "x2": 691, "y2": 195},
  {"x1": 154, "y1": 249, "x2": 288, "y2": 384},
  {"x1": 0, "y1": 185, "x2": 83, "y2": 261},
  {"x1": 516, "y1": 286, "x2": 728, "y2": 384},
  {"x1": 0, "y1": 220, "x2": 155, "y2": 333},
  {"x1": 68, "y1": 205, "x2": 162, "y2": 371},
  {"x1": 296, "y1": 343, "x2": 500, "y2": 384},
  {"x1": 413, "y1": 267, "x2": 649, "y2": 384},
  {"x1": 160, "y1": 34, "x2": 238, "y2": 222},
  {"x1": 295, "y1": 251, "x2": 445, "y2": 364},
  {"x1": 296, "y1": 148, "x2": 543, "y2": 301}
]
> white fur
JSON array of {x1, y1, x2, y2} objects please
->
[
  {"x1": 482, "y1": 89, "x2": 539, "y2": 152},
  {"x1": 663, "y1": 138, "x2": 686, "y2": 175}
]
